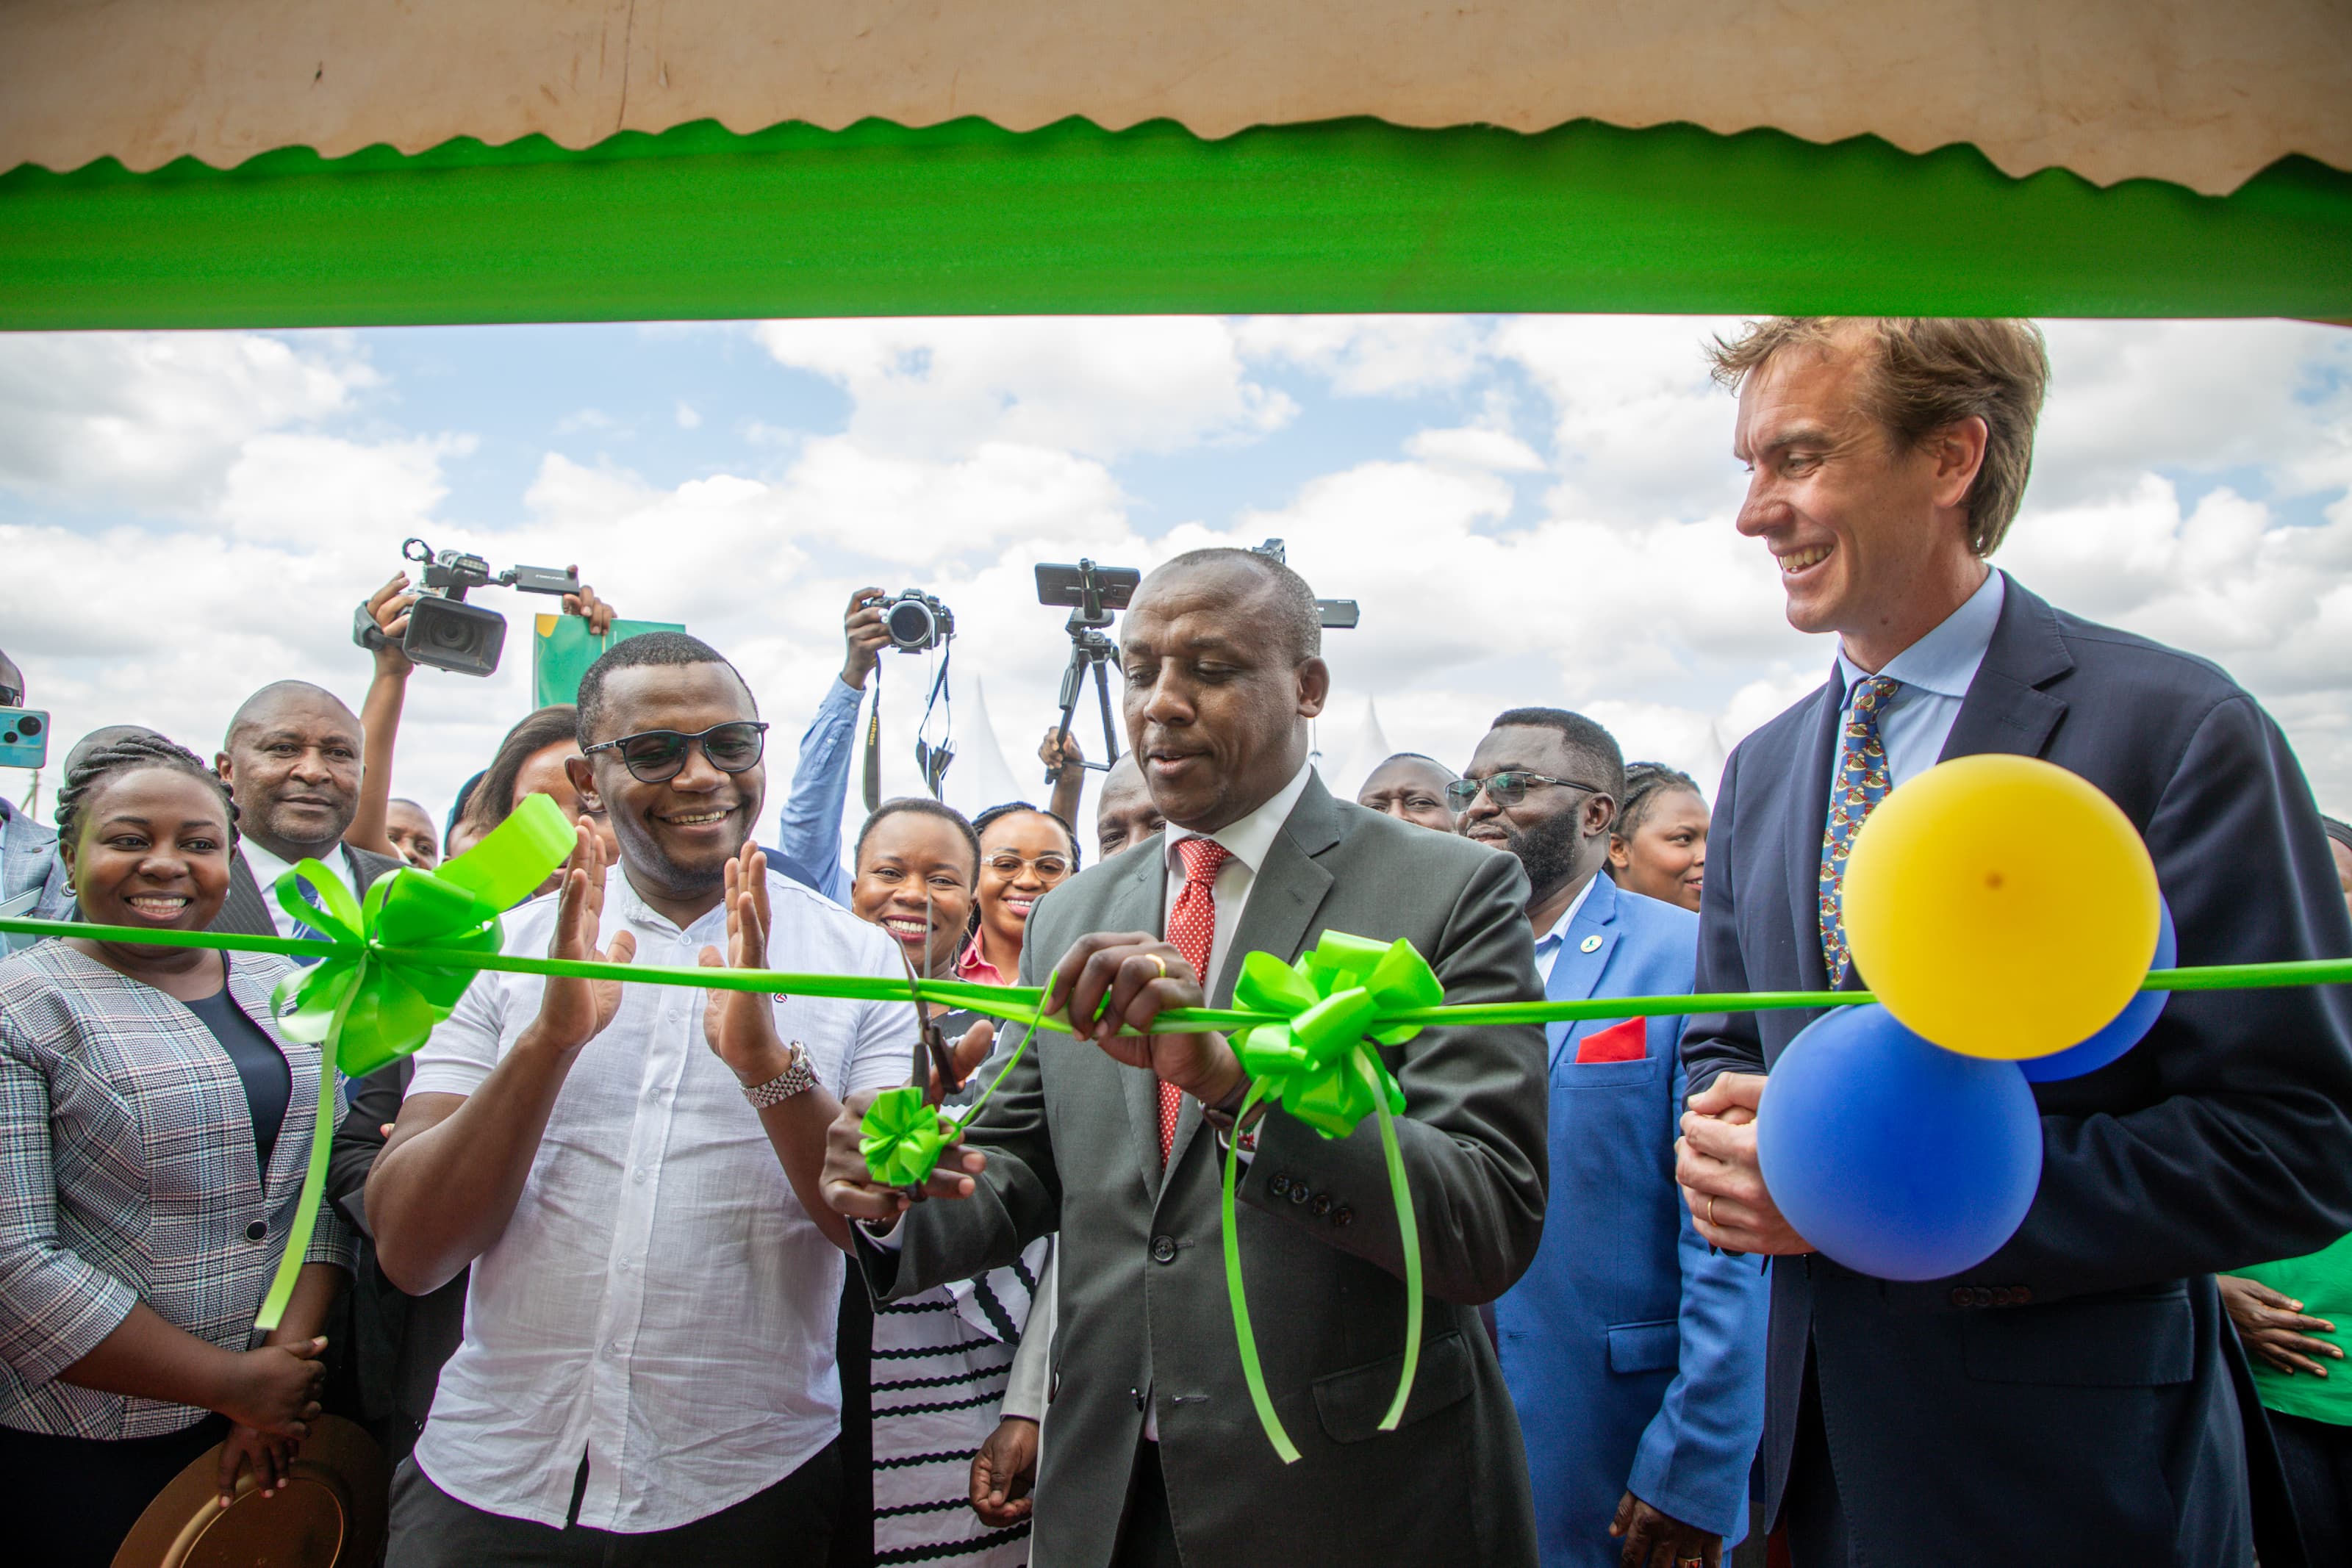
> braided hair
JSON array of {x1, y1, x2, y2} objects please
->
[
  {"x1": 54, "y1": 733, "x2": 239, "y2": 853},
  {"x1": 854, "y1": 797, "x2": 980, "y2": 878},
  {"x1": 1613, "y1": 761, "x2": 1703, "y2": 839}
]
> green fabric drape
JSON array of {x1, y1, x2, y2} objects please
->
[{"x1": 4, "y1": 116, "x2": 2348, "y2": 330}]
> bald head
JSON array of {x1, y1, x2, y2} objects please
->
[
  {"x1": 1094, "y1": 751, "x2": 1166, "y2": 860},
  {"x1": 216, "y1": 680, "x2": 363, "y2": 862},
  {"x1": 226, "y1": 680, "x2": 357, "y2": 749}
]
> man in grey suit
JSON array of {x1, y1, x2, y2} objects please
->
[
  {"x1": 209, "y1": 680, "x2": 404, "y2": 939},
  {"x1": 822, "y1": 549, "x2": 1550, "y2": 1567}
]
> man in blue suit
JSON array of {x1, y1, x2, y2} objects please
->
[
  {"x1": 1460, "y1": 708, "x2": 1768, "y2": 1568},
  {"x1": 1674, "y1": 317, "x2": 2352, "y2": 1567}
]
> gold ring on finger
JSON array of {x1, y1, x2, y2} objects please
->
[
  {"x1": 1150, "y1": 954, "x2": 1169, "y2": 980},
  {"x1": 1707, "y1": 1195, "x2": 1718, "y2": 1226}
]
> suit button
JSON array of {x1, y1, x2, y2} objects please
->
[
  {"x1": 1990, "y1": 1287, "x2": 2015, "y2": 1307},
  {"x1": 2012, "y1": 1286, "x2": 2033, "y2": 1306},
  {"x1": 245, "y1": 1220, "x2": 268, "y2": 1243},
  {"x1": 1332, "y1": 1205, "x2": 1354, "y2": 1228},
  {"x1": 1310, "y1": 1194, "x2": 1332, "y2": 1217},
  {"x1": 1948, "y1": 1287, "x2": 1973, "y2": 1309},
  {"x1": 1150, "y1": 1234, "x2": 1178, "y2": 1265},
  {"x1": 1971, "y1": 1287, "x2": 1995, "y2": 1307},
  {"x1": 1268, "y1": 1174, "x2": 1291, "y2": 1198},
  {"x1": 1288, "y1": 1183, "x2": 1310, "y2": 1206}
]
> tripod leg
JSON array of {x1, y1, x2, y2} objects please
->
[
  {"x1": 1049, "y1": 647, "x2": 1086, "y2": 785},
  {"x1": 1091, "y1": 650, "x2": 1122, "y2": 765}
]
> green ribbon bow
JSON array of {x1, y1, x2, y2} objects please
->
[
  {"x1": 251, "y1": 793, "x2": 577, "y2": 1331},
  {"x1": 1221, "y1": 932, "x2": 1445, "y2": 1464},
  {"x1": 860, "y1": 1086, "x2": 953, "y2": 1187}
]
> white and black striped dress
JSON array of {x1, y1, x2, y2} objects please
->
[{"x1": 870, "y1": 1235, "x2": 1050, "y2": 1566}]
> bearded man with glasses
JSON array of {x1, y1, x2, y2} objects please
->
[
  {"x1": 366, "y1": 633, "x2": 917, "y2": 1567},
  {"x1": 1457, "y1": 708, "x2": 1768, "y2": 1568}
]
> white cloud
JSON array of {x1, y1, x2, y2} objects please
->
[
  {"x1": 0, "y1": 332, "x2": 370, "y2": 511},
  {"x1": 1235, "y1": 315, "x2": 1494, "y2": 396},
  {"x1": 675, "y1": 401, "x2": 702, "y2": 430},
  {"x1": 753, "y1": 317, "x2": 1296, "y2": 461},
  {"x1": 1406, "y1": 425, "x2": 1546, "y2": 472},
  {"x1": 216, "y1": 432, "x2": 474, "y2": 543}
]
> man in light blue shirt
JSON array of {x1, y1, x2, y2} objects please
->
[{"x1": 1824, "y1": 567, "x2": 2004, "y2": 794}]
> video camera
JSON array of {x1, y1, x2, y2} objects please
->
[
  {"x1": 354, "y1": 537, "x2": 581, "y2": 677},
  {"x1": 0, "y1": 650, "x2": 45, "y2": 772}
]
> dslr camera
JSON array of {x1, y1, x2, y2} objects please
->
[
  {"x1": 864, "y1": 589, "x2": 955, "y2": 652},
  {"x1": 355, "y1": 537, "x2": 581, "y2": 677}
]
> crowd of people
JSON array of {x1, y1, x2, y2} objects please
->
[{"x1": 4, "y1": 314, "x2": 2352, "y2": 1568}]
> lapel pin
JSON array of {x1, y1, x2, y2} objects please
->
[{"x1": 1580, "y1": 934, "x2": 1603, "y2": 953}]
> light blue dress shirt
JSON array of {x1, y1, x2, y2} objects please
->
[
  {"x1": 1827, "y1": 567, "x2": 2006, "y2": 797},
  {"x1": 772, "y1": 676, "x2": 865, "y2": 905}
]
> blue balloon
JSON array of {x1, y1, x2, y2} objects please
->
[
  {"x1": 1757, "y1": 1004, "x2": 2042, "y2": 1281},
  {"x1": 2019, "y1": 896, "x2": 2177, "y2": 1082}
]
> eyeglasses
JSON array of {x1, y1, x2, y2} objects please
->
[
  {"x1": 985, "y1": 853, "x2": 1072, "y2": 881},
  {"x1": 1444, "y1": 772, "x2": 1609, "y2": 810},
  {"x1": 581, "y1": 721, "x2": 770, "y2": 783}
]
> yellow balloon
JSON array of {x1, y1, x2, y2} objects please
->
[{"x1": 1843, "y1": 755, "x2": 2159, "y2": 1060}]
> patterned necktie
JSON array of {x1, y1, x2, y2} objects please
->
[
  {"x1": 1162, "y1": 837, "x2": 1232, "y2": 1164},
  {"x1": 1819, "y1": 675, "x2": 1901, "y2": 985}
]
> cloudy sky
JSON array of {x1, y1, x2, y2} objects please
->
[{"x1": 3, "y1": 315, "x2": 2348, "y2": 844}]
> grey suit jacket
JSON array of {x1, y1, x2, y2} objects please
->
[
  {"x1": 211, "y1": 842, "x2": 404, "y2": 939},
  {"x1": 0, "y1": 799, "x2": 73, "y2": 955},
  {"x1": 861, "y1": 774, "x2": 1549, "y2": 1567}
]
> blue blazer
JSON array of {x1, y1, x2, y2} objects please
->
[
  {"x1": 1682, "y1": 575, "x2": 2352, "y2": 1567},
  {"x1": 1496, "y1": 874, "x2": 1768, "y2": 1567}
]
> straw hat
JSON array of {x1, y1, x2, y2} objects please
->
[{"x1": 110, "y1": 1415, "x2": 387, "y2": 1568}]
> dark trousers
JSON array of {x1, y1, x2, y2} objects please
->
[
  {"x1": 0, "y1": 1412, "x2": 229, "y2": 1568},
  {"x1": 1111, "y1": 1440, "x2": 1182, "y2": 1568},
  {"x1": 2273, "y1": 1409, "x2": 2352, "y2": 1566},
  {"x1": 387, "y1": 1441, "x2": 842, "y2": 1568},
  {"x1": 829, "y1": 1276, "x2": 875, "y2": 1568},
  {"x1": 1780, "y1": 1352, "x2": 1851, "y2": 1568}
]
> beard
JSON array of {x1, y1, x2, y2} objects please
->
[{"x1": 1503, "y1": 808, "x2": 1585, "y2": 899}]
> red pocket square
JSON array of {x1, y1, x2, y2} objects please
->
[{"x1": 1574, "y1": 1018, "x2": 1649, "y2": 1064}]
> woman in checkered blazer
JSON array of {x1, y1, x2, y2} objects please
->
[{"x1": 0, "y1": 735, "x2": 355, "y2": 1568}]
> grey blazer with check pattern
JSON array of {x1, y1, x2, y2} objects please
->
[{"x1": 0, "y1": 941, "x2": 354, "y2": 1439}]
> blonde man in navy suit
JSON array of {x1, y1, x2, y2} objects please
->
[{"x1": 1460, "y1": 709, "x2": 1768, "y2": 1568}]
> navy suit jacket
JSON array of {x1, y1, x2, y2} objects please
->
[
  {"x1": 1682, "y1": 574, "x2": 2352, "y2": 1566},
  {"x1": 1496, "y1": 874, "x2": 1768, "y2": 1567}
]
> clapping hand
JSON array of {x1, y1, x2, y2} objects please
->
[
  {"x1": 700, "y1": 842, "x2": 795, "y2": 1087},
  {"x1": 531, "y1": 824, "x2": 638, "y2": 1055}
]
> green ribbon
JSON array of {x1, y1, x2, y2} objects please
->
[
  {"x1": 1216, "y1": 933, "x2": 1445, "y2": 1463},
  {"x1": 860, "y1": 1087, "x2": 950, "y2": 1187},
  {"x1": 248, "y1": 793, "x2": 578, "y2": 1331}
]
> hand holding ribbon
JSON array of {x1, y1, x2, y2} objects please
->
[
  {"x1": 1221, "y1": 932, "x2": 1445, "y2": 1463},
  {"x1": 251, "y1": 792, "x2": 577, "y2": 1331}
]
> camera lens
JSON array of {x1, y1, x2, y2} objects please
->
[
  {"x1": 426, "y1": 616, "x2": 475, "y2": 650},
  {"x1": 15, "y1": 715, "x2": 37, "y2": 737},
  {"x1": 887, "y1": 600, "x2": 936, "y2": 648}
]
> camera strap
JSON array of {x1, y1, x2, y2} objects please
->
[
  {"x1": 861, "y1": 665, "x2": 883, "y2": 814},
  {"x1": 913, "y1": 644, "x2": 954, "y2": 799}
]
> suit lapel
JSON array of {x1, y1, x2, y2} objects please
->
[
  {"x1": 1544, "y1": 874, "x2": 1619, "y2": 1071},
  {"x1": 1114, "y1": 838, "x2": 1177, "y2": 1198},
  {"x1": 1158, "y1": 779, "x2": 1342, "y2": 1192},
  {"x1": 1938, "y1": 573, "x2": 2073, "y2": 764},
  {"x1": 1783, "y1": 675, "x2": 1844, "y2": 993},
  {"x1": 213, "y1": 850, "x2": 278, "y2": 940}
]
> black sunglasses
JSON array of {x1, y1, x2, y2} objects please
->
[
  {"x1": 1444, "y1": 772, "x2": 1610, "y2": 810},
  {"x1": 582, "y1": 721, "x2": 770, "y2": 784}
]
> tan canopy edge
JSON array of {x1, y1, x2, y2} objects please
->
[{"x1": 3, "y1": 0, "x2": 2346, "y2": 194}]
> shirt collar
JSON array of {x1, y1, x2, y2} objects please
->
[
  {"x1": 1532, "y1": 874, "x2": 1601, "y2": 952},
  {"x1": 1835, "y1": 567, "x2": 2006, "y2": 704},
  {"x1": 955, "y1": 936, "x2": 1008, "y2": 987},
  {"x1": 241, "y1": 837, "x2": 351, "y2": 892},
  {"x1": 1164, "y1": 759, "x2": 1318, "y2": 878}
]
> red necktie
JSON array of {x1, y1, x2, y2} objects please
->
[{"x1": 1161, "y1": 838, "x2": 1232, "y2": 1164}]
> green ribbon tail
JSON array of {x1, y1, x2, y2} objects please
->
[
  {"x1": 252, "y1": 979, "x2": 354, "y2": 1332},
  {"x1": 1223, "y1": 1079, "x2": 1300, "y2": 1466},
  {"x1": 1364, "y1": 1050, "x2": 1421, "y2": 1433}
]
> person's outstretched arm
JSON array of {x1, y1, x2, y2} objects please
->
[
  {"x1": 345, "y1": 574, "x2": 415, "y2": 861},
  {"x1": 1041, "y1": 727, "x2": 1086, "y2": 828},
  {"x1": 774, "y1": 589, "x2": 890, "y2": 902},
  {"x1": 366, "y1": 824, "x2": 637, "y2": 1292}
]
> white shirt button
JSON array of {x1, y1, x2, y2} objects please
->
[{"x1": 633, "y1": 1168, "x2": 649, "y2": 1184}]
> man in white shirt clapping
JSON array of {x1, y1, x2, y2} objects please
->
[{"x1": 368, "y1": 633, "x2": 913, "y2": 1567}]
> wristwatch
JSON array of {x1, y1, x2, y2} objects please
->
[{"x1": 742, "y1": 1042, "x2": 817, "y2": 1108}]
